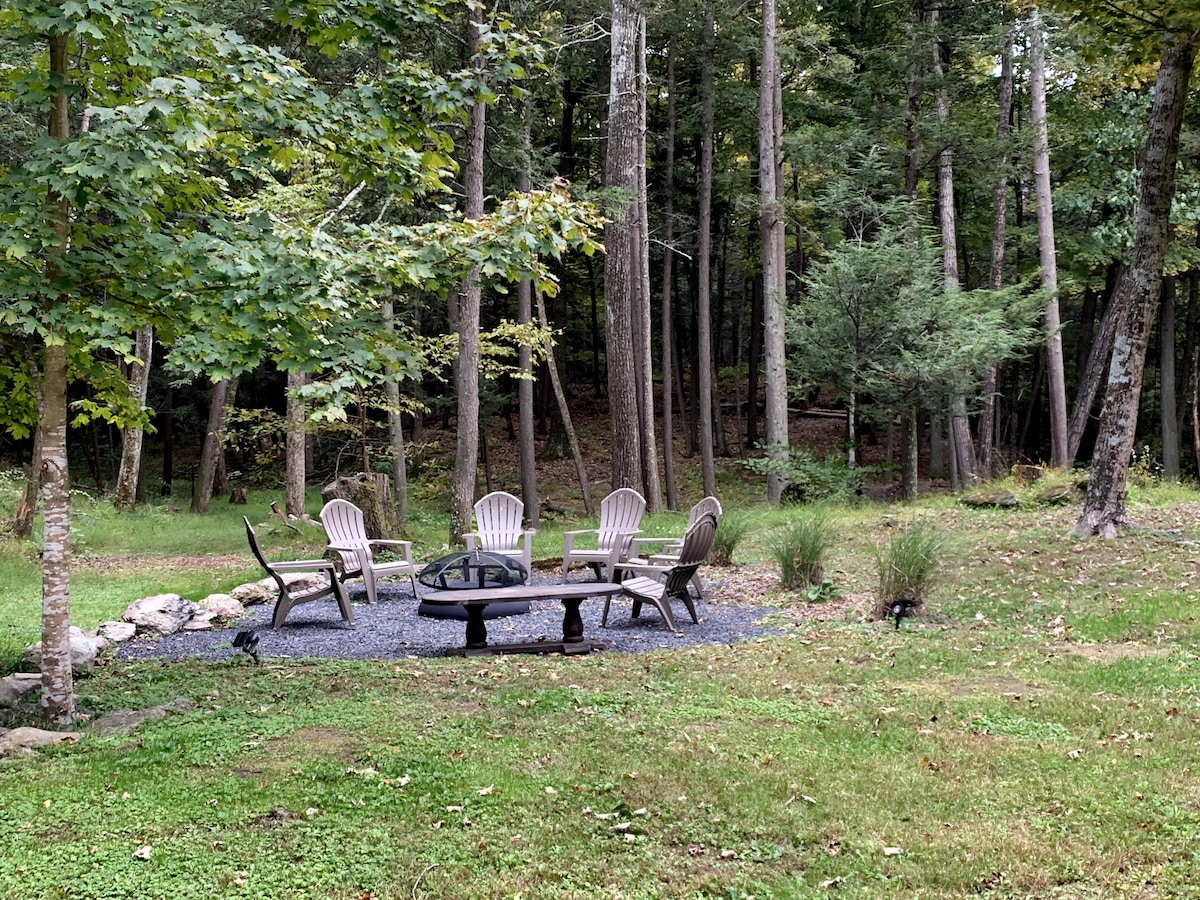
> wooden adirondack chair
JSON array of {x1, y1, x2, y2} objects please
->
[
  {"x1": 627, "y1": 496, "x2": 722, "y2": 598},
  {"x1": 319, "y1": 499, "x2": 418, "y2": 603},
  {"x1": 562, "y1": 487, "x2": 646, "y2": 581},
  {"x1": 606, "y1": 512, "x2": 718, "y2": 632},
  {"x1": 243, "y1": 517, "x2": 353, "y2": 629},
  {"x1": 463, "y1": 491, "x2": 534, "y2": 581}
]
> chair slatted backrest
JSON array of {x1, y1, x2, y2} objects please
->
[
  {"x1": 244, "y1": 517, "x2": 286, "y2": 593},
  {"x1": 597, "y1": 488, "x2": 646, "y2": 551},
  {"x1": 663, "y1": 512, "x2": 718, "y2": 597},
  {"x1": 687, "y1": 496, "x2": 723, "y2": 531},
  {"x1": 473, "y1": 491, "x2": 525, "y2": 551},
  {"x1": 320, "y1": 499, "x2": 368, "y2": 573}
]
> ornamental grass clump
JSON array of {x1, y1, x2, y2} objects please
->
[
  {"x1": 708, "y1": 510, "x2": 749, "y2": 566},
  {"x1": 769, "y1": 511, "x2": 835, "y2": 592},
  {"x1": 872, "y1": 521, "x2": 946, "y2": 620}
]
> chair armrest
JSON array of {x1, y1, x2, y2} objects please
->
[
  {"x1": 629, "y1": 536, "x2": 682, "y2": 553},
  {"x1": 614, "y1": 560, "x2": 670, "y2": 580},
  {"x1": 562, "y1": 528, "x2": 597, "y2": 538},
  {"x1": 269, "y1": 559, "x2": 336, "y2": 573}
]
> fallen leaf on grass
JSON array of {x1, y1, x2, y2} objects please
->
[
  {"x1": 132, "y1": 846, "x2": 152, "y2": 860},
  {"x1": 882, "y1": 846, "x2": 902, "y2": 856},
  {"x1": 477, "y1": 785, "x2": 494, "y2": 796}
]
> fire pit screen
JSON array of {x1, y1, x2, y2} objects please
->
[{"x1": 418, "y1": 550, "x2": 529, "y2": 591}]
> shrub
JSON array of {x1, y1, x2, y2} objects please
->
[
  {"x1": 872, "y1": 521, "x2": 945, "y2": 619},
  {"x1": 709, "y1": 510, "x2": 749, "y2": 566},
  {"x1": 768, "y1": 511, "x2": 836, "y2": 591},
  {"x1": 743, "y1": 443, "x2": 876, "y2": 504}
]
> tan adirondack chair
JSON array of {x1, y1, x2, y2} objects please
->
[
  {"x1": 463, "y1": 490, "x2": 535, "y2": 580},
  {"x1": 562, "y1": 488, "x2": 646, "y2": 581},
  {"x1": 319, "y1": 499, "x2": 418, "y2": 603},
  {"x1": 606, "y1": 512, "x2": 718, "y2": 632},
  {"x1": 627, "y1": 496, "x2": 722, "y2": 598},
  {"x1": 244, "y1": 517, "x2": 353, "y2": 629}
]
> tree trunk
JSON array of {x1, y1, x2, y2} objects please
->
[
  {"x1": 759, "y1": 0, "x2": 788, "y2": 504},
  {"x1": 1076, "y1": 28, "x2": 1200, "y2": 537},
  {"x1": 605, "y1": 0, "x2": 644, "y2": 492},
  {"x1": 931, "y1": 7, "x2": 977, "y2": 484},
  {"x1": 285, "y1": 370, "x2": 307, "y2": 518},
  {"x1": 1068, "y1": 274, "x2": 1123, "y2": 461},
  {"x1": 40, "y1": 31, "x2": 74, "y2": 725},
  {"x1": 661, "y1": 42, "x2": 679, "y2": 510},
  {"x1": 1029, "y1": 8, "x2": 1069, "y2": 469},
  {"x1": 901, "y1": 409, "x2": 919, "y2": 501},
  {"x1": 113, "y1": 325, "x2": 153, "y2": 510},
  {"x1": 980, "y1": 32, "x2": 1014, "y2": 479},
  {"x1": 322, "y1": 474, "x2": 397, "y2": 539},
  {"x1": 448, "y1": 21, "x2": 487, "y2": 547},
  {"x1": 190, "y1": 379, "x2": 230, "y2": 514},
  {"x1": 1160, "y1": 276, "x2": 1180, "y2": 480},
  {"x1": 213, "y1": 377, "x2": 237, "y2": 497},
  {"x1": 517, "y1": 119, "x2": 539, "y2": 527},
  {"x1": 536, "y1": 288, "x2": 592, "y2": 515},
  {"x1": 697, "y1": 0, "x2": 718, "y2": 499}
]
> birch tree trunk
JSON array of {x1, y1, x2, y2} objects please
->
[
  {"x1": 1076, "y1": 28, "x2": 1200, "y2": 537},
  {"x1": 697, "y1": 0, "x2": 718, "y2": 498},
  {"x1": 40, "y1": 31, "x2": 74, "y2": 724},
  {"x1": 1030, "y1": 8, "x2": 1069, "y2": 469},
  {"x1": 113, "y1": 325, "x2": 153, "y2": 510},
  {"x1": 449, "y1": 20, "x2": 487, "y2": 545},
  {"x1": 759, "y1": 0, "x2": 789, "y2": 505},
  {"x1": 605, "y1": 0, "x2": 644, "y2": 492},
  {"x1": 285, "y1": 371, "x2": 307, "y2": 518}
]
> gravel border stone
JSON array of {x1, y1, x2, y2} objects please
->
[{"x1": 116, "y1": 573, "x2": 784, "y2": 663}]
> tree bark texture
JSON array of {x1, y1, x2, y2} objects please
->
[
  {"x1": 285, "y1": 370, "x2": 307, "y2": 518},
  {"x1": 660, "y1": 43, "x2": 679, "y2": 510},
  {"x1": 605, "y1": 0, "x2": 644, "y2": 493},
  {"x1": 516, "y1": 123, "x2": 539, "y2": 527},
  {"x1": 322, "y1": 474, "x2": 398, "y2": 539},
  {"x1": 759, "y1": 0, "x2": 788, "y2": 505},
  {"x1": 1161, "y1": 277, "x2": 1180, "y2": 480},
  {"x1": 113, "y1": 326, "x2": 153, "y2": 510},
  {"x1": 449, "y1": 22, "x2": 487, "y2": 547},
  {"x1": 1076, "y1": 28, "x2": 1200, "y2": 536},
  {"x1": 697, "y1": 0, "x2": 718, "y2": 499},
  {"x1": 1029, "y1": 8, "x2": 1069, "y2": 469},
  {"x1": 190, "y1": 378, "x2": 230, "y2": 514},
  {"x1": 980, "y1": 33, "x2": 1013, "y2": 479},
  {"x1": 40, "y1": 31, "x2": 74, "y2": 724}
]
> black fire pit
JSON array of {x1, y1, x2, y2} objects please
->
[{"x1": 416, "y1": 550, "x2": 531, "y2": 620}]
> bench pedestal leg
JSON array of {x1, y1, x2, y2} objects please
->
[
  {"x1": 464, "y1": 605, "x2": 489, "y2": 649},
  {"x1": 561, "y1": 598, "x2": 585, "y2": 643}
]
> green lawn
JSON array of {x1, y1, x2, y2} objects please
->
[{"x1": 2, "y1": 477, "x2": 1200, "y2": 898}]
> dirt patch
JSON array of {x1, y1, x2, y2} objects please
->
[
  {"x1": 941, "y1": 675, "x2": 1044, "y2": 701},
  {"x1": 236, "y1": 725, "x2": 362, "y2": 778},
  {"x1": 74, "y1": 555, "x2": 249, "y2": 576},
  {"x1": 1057, "y1": 642, "x2": 1174, "y2": 663}
]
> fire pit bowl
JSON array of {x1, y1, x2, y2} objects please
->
[{"x1": 416, "y1": 550, "x2": 531, "y2": 620}]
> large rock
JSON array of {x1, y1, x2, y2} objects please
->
[
  {"x1": 0, "y1": 673, "x2": 41, "y2": 708},
  {"x1": 97, "y1": 621, "x2": 137, "y2": 643},
  {"x1": 231, "y1": 575, "x2": 322, "y2": 606},
  {"x1": 0, "y1": 727, "x2": 82, "y2": 757},
  {"x1": 123, "y1": 594, "x2": 198, "y2": 636},
  {"x1": 23, "y1": 627, "x2": 108, "y2": 676},
  {"x1": 91, "y1": 698, "x2": 195, "y2": 737},
  {"x1": 199, "y1": 593, "x2": 245, "y2": 619},
  {"x1": 961, "y1": 489, "x2": 1019, "y2": 509}
]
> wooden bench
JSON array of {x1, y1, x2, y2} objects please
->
[{"x1": 421, "y1": 582, "x2": 621, "y2": 656}]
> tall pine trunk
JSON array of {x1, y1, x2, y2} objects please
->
[
  {"x1": 191, "y1": 378, "x2": 230, "y2": 513},
  {"x1": 517, "y1": 116, "x2": 539, "y2": 526},
  {"x1": 1161, "y1": 277, "x2": 1180, "y2": 480},
  {"x1": 1076, "y1": 28, "x2": 1200, "y2": 536},
  {"x1": 660, "y1": 43, "x2": 679, "y2": 510},
  {"x1": 285, "y1": 371, "x2": 307, "y2": 518},
  {"x1": 697, "y1": 0, "x2": 718, "y2": 498}
]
